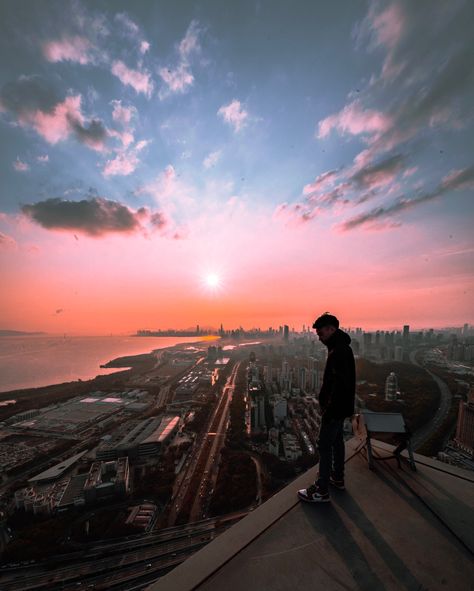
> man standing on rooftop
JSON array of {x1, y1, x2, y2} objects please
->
[{"x1": 298, "y1": 313, "x2": 355, "y2": 503}]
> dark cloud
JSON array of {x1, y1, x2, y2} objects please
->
[
  {"x1": 354, "y1": 0, "x2": 474, "y2": 154},
  {"x1": 69, "y1": 118, "x2": 107, "y2": 148},
  {"x1": 0, "y1": 75, "x2": 58, "y2": 115},
  {"x1": 338, "y1": 163, "x2": 474, "y2": 231},
  {"x1": 350, "y1": 154, "x2": 405, "y2": 189},
  {"x1": 149, "y1": 211, "x2": 168, "y2": 229},
  {"x1": 0, "y1": 75, "x2": 108, "y2": 150},
  {"x1": 21, "y1": 197, "x2": 146, "y2": 236}
]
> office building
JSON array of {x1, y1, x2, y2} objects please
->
[
  {"x1": 454, "y1": 386, "x2": 474, "y2": 457},
  {"x1": 385, "y1": 372, "x2": 399, "y2": 401}
]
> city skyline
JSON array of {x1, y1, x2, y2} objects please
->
[{"x1": 1, "y1": 0, "x2": 473, "y2": 335}]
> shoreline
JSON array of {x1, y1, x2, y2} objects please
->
[
  {"x1": 0, "y1": 338, "x2": 220, "y2": 422},
  {"x1": 0, "y1": 336, "x2": 217, "y2": 399}
]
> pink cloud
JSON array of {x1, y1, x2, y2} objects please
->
[
  {"x1": 403, "y1": 166, "x2": 418, "y2": 178},
  {"x1": 23, "y1": 95, "x2": 81, "y2": 143},
  {"x1": 102, "y1": 140, "x2": 149, "y2": 177},
  {"x1": 37, "y1": 154, "x2": 49, "y2": 163},
  {"x1": 102, "y1": 152, "x2": 139, "y2": 177},
  {"x1": 218, "y1": 100, "x2": 248, "y2": 132},
  {"x1": 158, "y1": 64, "x2": 194, "y2": 95},
  {"x1": 15, "y1": 95, "x2": 107, "y2": 151},
  {"x1": 303, "y1": 170, "x2": 338, "y2": 195},
  {"x1": 369, "y1": 3, "x2": 406, "y2": 80},
  {"x1": 203, "y1": 150, "x2": 222, "y2": 169},
  {"x1": 158, "y1": 21, "x2": 201, "y2": 98},
  {"x1": 0, "y1": 231, "x2": 17, "y2": 250},
  {"x1": 140, "y1": 41, "x2": 150, "y2": 54},
  {"x1": 109, "y1": 129, "x2": 134, "y2": 148},
  {"x1": 42, "y1": 36, "x2": 94, "y2": 65},
  {"x1": 441, "y1": 167, "x2": 474, "y2": 191},
  {"x1": 111, "y1": 100, "x2": 136, "y2": 125},
  {"x1": 13, "y1": 158, "x2": 29, "y2": 172},
  {"x1": 318, "y1": 100, "x2": 392, "y2": 140},
  {"x1": 111, "y1": 61, "x2": 153, "y2": 97},
  {"x1": 179, "y1": 20, "x2": 200, "y2": 59}
]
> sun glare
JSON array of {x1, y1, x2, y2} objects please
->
[{"x1": 205, "y1": 273, "x2": 220, "y2": 289}]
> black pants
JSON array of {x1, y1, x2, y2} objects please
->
[{"x1": 316, "y1": 418, "x2": 345, "y2": 492}]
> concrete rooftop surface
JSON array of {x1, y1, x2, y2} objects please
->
[{"x1": 147, "y1": 437, "x2": 474, "y2": 591}]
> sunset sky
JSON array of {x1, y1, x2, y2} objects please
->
[{"x1": 1, "y1": 0, "x2": 473, "y2": 335}]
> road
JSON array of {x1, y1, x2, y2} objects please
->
[
  {"x1": 409, "y1": 349, "x2": 453, "y2": 449},
  {"x1": 190, "y1": 362, "x2": 241, "y2": 521},
  {"x1": 167, "y1": 361, "x2": 240, "y2": 525}
]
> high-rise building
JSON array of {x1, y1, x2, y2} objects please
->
[
  {"x1": 272, "y1": 398, "x2": 287, "y2": 424},
  {"x1": 283, "y1": 325, "x2": 289, "y2": 342},
  {"x1": 403, "y1": 325, "x2": 410, "y2": 345},
  {"x1": 394, "y1": 346, "x2": 404, "y2": 362},
  {"x1": 454, "y1": 386, "x2": 474, "y2": 458},
  {"x1": 299, "y1": 367, "x2": 307, "y2": 391},
  {"x1": 385, "y1": 372, "x2": 399, "y2": 401}
]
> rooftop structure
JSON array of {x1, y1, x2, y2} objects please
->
[
  {"x1": 28, "y1": 450, "x2": 88, "y2": 483},
  {"x1": 83, "y1": 456, "x2": 130, "y2": 503},
  {"x1": 96, "y1": 415, "x2": 180, "y2": 460},
  {"x1": 148, "y1": 437, "x2": 474, "y2": 591}
]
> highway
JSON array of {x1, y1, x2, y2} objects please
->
[
  {"x1": 409, "y1": 349, "x2": 453, "y2": 449},
  {"x1": 167, "y1": 361, "x2": 240, "y2": 525}
]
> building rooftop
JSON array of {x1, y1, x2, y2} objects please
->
[
  {"x1": 28, "y1": 450, "x2": 88, "y2": 483},
  {"x1": 148, "y1": 437, "x2": 474, "y2": 591}
]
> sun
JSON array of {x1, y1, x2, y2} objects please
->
[{"x1": 205, "y1": 273, "x2": 221, "y2": 289}]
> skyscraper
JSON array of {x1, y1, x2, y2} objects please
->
[
  {"x1": 454, "y1": 386, "x2": 474, "y2": 457},
  {"x1": 385, "y1": 372, "x2": 399, "y2": 401},
  {"x1": 403, "y1": 325, "x2": 410, "y2": 346}
]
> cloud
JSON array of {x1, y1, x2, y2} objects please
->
[
  {"x1": 218, "y1": 100, "x2": 248, "y2": 132},
  {"x1": 13, "y1": 158, "x2": 29, "y2": 172},
  {"x1": 303, "y1": 170, "x2": 338, "y2": 195},
  {"x1": 70, "y1": 117, "x2": 108, "y2": 151},
  {"x1": 111, "y1": 100, "x2": 136, "y2": 125},
  {"x1": 140, "y1": 165, "x2": 179, "y2": 202},
  {"x1": 102, "y1": 152, "x2": 140, "y2": 177},
  {"x1": 115, "y1": 13, "x2": 139, "y2": 35},
  {"x1": 0, "y1": 232, "x2": 17, "y2": 250},
  {"x1": 158, "y1": 63, "x2": 194, "y2": 95},
  {"x1": 317, "y1": 100, "x2": 392, "y2": 141},
  {"x1": 337, "y1": 163, "x2": 474, "y2": 232},
  {"x1": 350, "y1": 153, "x2": 405, "y2": 191},
  {"x1": 102, "y1": 139, "x2": 150, "y2": 177},
  {"x1": 351, "y1": 1, "x2": 473, "y2": 159},
  {"x1": 203, "y1": 150, "x2": 222, "y2": 169},
  {"x1": 284, "y1": 153, "x2": 407, "y2": 225},
  {"x1": 0, "y1": 76, "x2": 108, "y2": 150},
  {"x1": 0, "y1": 74, "x2": 58, "y2": 115},
  {"x1": 178, "y1": 20, "x2": 201, "y2": 59},
  {"x1": 140, "y1": 41, "x2": 150, "y2": 54},
  {"x1": 21, "y1": 196, "x2": 148, "y2": 237},
  {"x1": 158, "y1": 20, "x2": 201, "y2": 98},
  {"x1": 111, "y1": 60, "x2": 153, "y2": 97},
  {"x1": 115, "y1": 12, "x2": 150, "y2": 55},
  {"x1": 37, "y1": 154, "x2": 49, "y2": 163},
  {"x1": 42, "y1": 36, "x2": 94, "y2": 65}
]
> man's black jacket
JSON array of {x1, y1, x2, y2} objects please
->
[{"x1": 319, "y1": 329, "x2": 355, "y2": 421}]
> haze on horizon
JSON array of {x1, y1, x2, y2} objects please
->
[{"x1": 0, "y1": 0, "x2": 473, "y2": 336}]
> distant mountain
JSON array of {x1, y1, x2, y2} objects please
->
[{"x1": 0, "y1": 330, "x2": 47, "y2": 336}]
